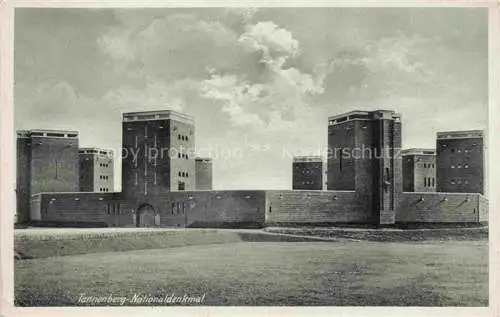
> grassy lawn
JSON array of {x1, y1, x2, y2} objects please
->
[{"x1": 15, "y1": 239, "x2": 488, "y2": 306}]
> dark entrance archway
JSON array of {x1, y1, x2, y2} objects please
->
[{"x1": 136, "y1": 204, "x2": 158, "y2": 227}]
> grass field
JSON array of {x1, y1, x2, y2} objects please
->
[{"x1": 15, "y1": 239, "x2": 488, "y2": 306}]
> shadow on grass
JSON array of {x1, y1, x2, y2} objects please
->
[{"x1": 265, "y1": 226, "x2": 488, "y2": 242}]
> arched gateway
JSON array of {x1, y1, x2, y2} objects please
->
[{"x1": 136, "y1": 204, "x2": 159, "y2": 227}]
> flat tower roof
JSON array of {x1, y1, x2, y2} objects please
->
[
  {"x1": 195, "y1": 157, "x2": 212, "y2": 161},
  {"x1": 401, "y1": 148, "x2": 436, "y2": 156},
  {"x1": 328, "y1": 109, "x2": 401, "y2": 125},
  {"x1": 17, "y1": 129, "x2": 79, "y2": 138},
  {"x1": 293, "y1": 156, "x2": 323, "y2": 163},
  {"x1": 437, "y1": 130, "x2": 484, "y2": 140},
  {"x1": 122, "y1": 110, "x2": 194, "y2": 125},
  {"x1": 79, "y1": 147, "x2": 114, "y2": 155}
]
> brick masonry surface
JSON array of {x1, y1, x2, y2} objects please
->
[
  {"x1": 21, "y1": 111, "x2": 489, "y2": 228},
  {"x1": 195, "y1": 159, "x2": 213, "y2": 190},
  {"x1": 292, "y1": 161, "x2": 323, "y2": 190},
  {"x1": 31, "y1": 191, "x2": 267, "y2": 228},
  {"x1": 31, "y1": 189, "x2": 489, "y2": 227},
  {"x1": 159, "y1": 190, "x2": 266, "y2": 228},
  {"x1": 79, "y1": 152, "x2": 114, "y2": 193},
  {"x1": 122, "y1": 118, "x2": 196, "y2": 197},
  {"x1": 31, "y1": 192, "x2": 117, "y2": 226},
  {"x1": 265, "y1": 190, "x2": 373, "y2": 225},
  {"x1": 397, "y1": 192, "x2": 485, "y2": 223},
  {"x1": 403, "y1": 154, "x2": 436, "y2": 192},
  {"x1": 436, "y1": 136, "x2": 484, "y2": 194},
  {"x1": 18, "y1": 135, "x2": 79, "y2": 223},
  {"x1": 327, "y1": 112, "x2": 402, "y2": 225}
]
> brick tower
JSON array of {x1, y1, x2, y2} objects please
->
[
  {"x1": 327, "y1": 110, "x2": 402, "y2": 225},
  {"x1": 16, "y1": 129, "x2": 79, "y2": 223},
  {"x1": 402, "y1": 148, "x2": 436, "y2": 192},
  {"x1": 121, "y1": 110, "x2": 196, "y2": 201},
  {"x1": 79, "y1": 148, "x2": 114, "y2": 193},
  {"x1": 292, "y1": 156, "x2": 323, "y2": 190},
  {"x1": 436, "y1": 130, "x2": 485, "y2": 194}
]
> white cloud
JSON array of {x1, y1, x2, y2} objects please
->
[
  {"x1": 200, "y1": 69, "x2": 324, "y2": 132},
  {"x1": 239, "y1": 21, "x2": 299, "y2": 64},
  {"x1": 197, "y1": 20, "x2": 336, "y2": 132},
  {"x1": 96, "y1": 13, "x2": 335, "y2": 134},
  {"x1": 200, "y1": 74, "x2": 266, "y2": 128},
  {"x1": 15, "y1": 8, "x2": 488, "y2": 191}
]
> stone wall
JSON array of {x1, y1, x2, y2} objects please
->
[
  {"x1": 156, "y1": 190, "x2": 266, "y2": 228},
  {"x1": 31, "y1": 192, "x2": 118, "y2": 226},
  {"x1": 396, "y1": 192, "x2": 485, "y2": 223},
  {"x1": 30, "y1": 190, "x2": 488, "y2": 227},
  {"x1": 31, "y1": 190, "x2": 267, "y2": 228},
  {"x1": 264, "y1": 190, "x2": 371, "y2": 226}
]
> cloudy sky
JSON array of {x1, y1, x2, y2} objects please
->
[{"x1": 14, "y1": 8, "x2": 488, "y2": 190}]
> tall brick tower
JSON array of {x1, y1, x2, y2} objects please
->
[
  {"x1": 292, "y1": 156, "x2": 323, "y2": 190},
  {"x1": 122, "y1": 110, "x2": 195, "y2": 203},
  {"x1": 195, "y1": 157, "x2": 213, "y2": 190},
  {"x1": 327, "y1": 110, "x2": 402, "y2": 225},
  {"x1": 79, "y1": 148, "x2": 114, "y2": 193},
  {"x1": 16, "y1": 129, "x2": 79, "y2": 223},
  {"x1": 402, "y1": 148, "x2": 436, "y2": 192},
  {"x1": 436, "y1": 130, "x2": 484, "y2": 194}
]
